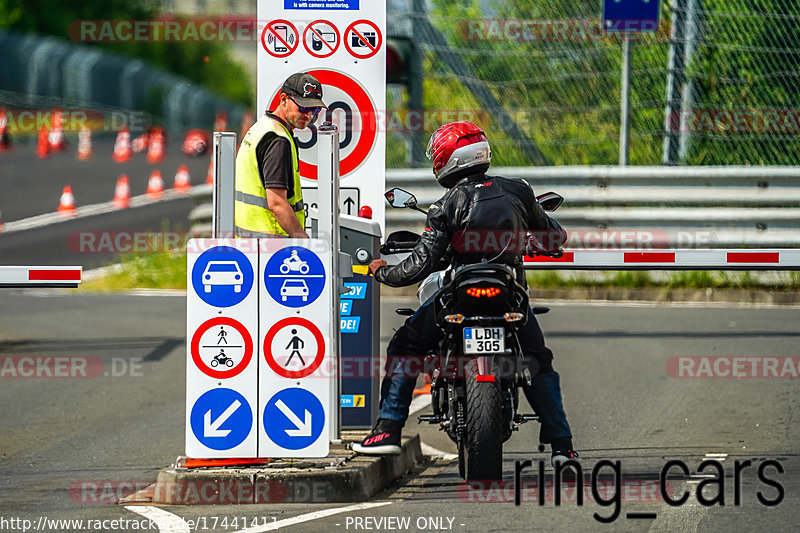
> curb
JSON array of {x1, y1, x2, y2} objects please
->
[{"x1": 126, "y1": 434, "x2": 422, "y2": 505}]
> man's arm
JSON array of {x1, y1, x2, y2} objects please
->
[
  {"x1": 258, "y1": 134, "x2": 309, "y2": 239},
  {"x1": 265, "y1": 187, "x2": 309, "y2": 238},
  {"x1": 372, "y1": 193, "x2": 455, "y2": 287}
]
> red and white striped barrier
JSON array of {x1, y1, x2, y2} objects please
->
[
  {"x1": 0, "y1": 266, "x2": 82, "y2": 288},
  {"x1": 524, "y1": 249, "x2": 800, "y2": 270}
]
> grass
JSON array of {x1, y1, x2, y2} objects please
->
[{"x1": 81, "y1": 249, "x2": 187, "y2": 292}]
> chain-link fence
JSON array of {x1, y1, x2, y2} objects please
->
[{"x1": 386, "y1": 0, "x2": 800, "y2": 168}]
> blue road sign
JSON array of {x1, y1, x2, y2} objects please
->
[
  {"x1": 263, "y1": 388, "x2": 325, "y2": 450},
  {"x1": 603, "y1": 0, "x2": 661, "y2": 32},
  {"x1": 191, "y1": 246, "x2": 254, "y2": 307},
  {"x1": 264, "y1": 247, "x2": 326, "y2": 308},
  {"x1": 190, "y1": 388, "x2": 253, "y2": 450}
]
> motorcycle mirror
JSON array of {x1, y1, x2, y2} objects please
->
[
  {"x1": 536, "y1": 191, "x2": 564, "y2": 212},
  {"x1": 385, "y1": 188, "x2": 418, "y2": 209}
]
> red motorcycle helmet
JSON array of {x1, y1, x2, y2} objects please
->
[{"x1": 426, "y1": 121, "x2": 492, "y2": 187}]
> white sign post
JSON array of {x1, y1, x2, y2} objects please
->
[
  {"x1": 258, "y1": 239, "x2": 333, "y2": 457},
  {"x1": 257, "y1": 1, "x2": 387, "y2": 234},
  {"x1": 186, "y1": 239, "x2": 259, "y2": 458}
]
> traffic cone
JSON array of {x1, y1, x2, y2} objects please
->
[
  {"x1": 173, "y1": 164, "x2": 192, "y2": 193},
  {"x1": 48, "y1": 108, "x2": 66, "y2": 152},
  {"x1": 77, "y1": 127, "x2": 92, "y2": 160},
  {"x1": 214, "y1": 110, "x2": 228, "y2": 132},
  {"x1": 0, "y1": 208, "x2": 4, "y2": 232},
  {"x1": 0, "y1": 108, "x2": 10, "y2": 152},
  {"x1": 132, "y1": 132, "x2": 149, "y2": 153},
  {"x1": 38, "y1": 125, "x2": 50, "y2": 158},
  {"x1": 57, "y1": 185, "x2": 77, "y2": 217},
  {"x1": 112, "y1": 175, "x2": 131, "y2": 208},
  {"x1": 206, "y1": 158, "x2": 214, "y2": 185},
  {"x1": 146, "y1": 170, "x2": 164, "y2": 199},
  {"x1": 147, "y1": 126, "x2": 165, "y2": 163},
  {"x1": 413, "y1": 373, "x2": 432, "y2": 395},
  {"x1": 112, "y1": 126, "x2": 132, "y2": 162}
]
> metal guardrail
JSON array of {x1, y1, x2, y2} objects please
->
[{"x1": 189, "y1": 166, "x2": 800, "y2": 248}]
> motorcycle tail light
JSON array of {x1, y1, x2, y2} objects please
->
[
  {"x1": 465, "y1": 287, "x2": 501, "y2": 298},
  {"x1": 504, "y1": 312, "x2": 524, "y2": 322},
  {"x1": 444, "y1": 314, "x2": 465, "y2": 323}
]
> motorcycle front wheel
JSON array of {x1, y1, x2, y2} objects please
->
[{"x1": 463, "y1": 357, "x2": 503, "y2": 481}]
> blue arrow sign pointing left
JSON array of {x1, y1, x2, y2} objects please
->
[{"x1": 190, "y1": 388, "x2": 253, "y2": 450}]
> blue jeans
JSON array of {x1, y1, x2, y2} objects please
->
[{"x1": 377, "y1": 297, "x2": 572, "y2": 444}]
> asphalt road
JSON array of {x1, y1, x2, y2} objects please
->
[
  {"x1": 0, "y1": 291, "x2": 798, "y2": 532},
  {"x1": 0, "y1": 138, "x2": 207, "y2": 269}
]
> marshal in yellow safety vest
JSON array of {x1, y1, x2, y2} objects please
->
[{"x1": 234, "y1": 114, "x2": 305, "y2": 237}]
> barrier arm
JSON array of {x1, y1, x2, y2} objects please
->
[
  {"x1": 524, "y1": 249, "x2": 800, "y2": 271},
  {"x1": 0, "y1": 266, "x2": 82, "y2": 288}
]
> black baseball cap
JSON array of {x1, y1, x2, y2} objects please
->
[{"x1": 282, "y1": 72, "x2": 326, "y2": 108}]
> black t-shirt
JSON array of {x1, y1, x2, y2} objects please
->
[{"x1": 255, "y1": 113, "x2": 299, "y2": 202}]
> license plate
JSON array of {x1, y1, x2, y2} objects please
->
[{"x1": 463, "y1": 327, "x2": 505, "y2": 354}]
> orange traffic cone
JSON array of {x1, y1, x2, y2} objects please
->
[
  {"x1": 147, "y1": 126, "x2": 166, "y2": 163},
  {"x1": 0, "y1": 208, "x2": 4, "y2": 232},
  {"x1": 132, "y1": 132, "x2": 149, "y2": 153},
  {"x1": 38, "y1": 125, "x2": 50, "y2": 158},
  {"x1": 0, "y1": 108, "x2": 10, "y2": 152},
  {"x1": 413, "y1": 373, "x2": 432, "y2": 395},
  {"x1": 48, "y1": 108, "x2": 66, "y2": 152},
  {"x1": 214, "y1": 110, "x2": 228, "y2": 132},
  {"x1": 112, "y1": 175, "x2": 131, "y2": 208},
  {"x1": 113, "y1": 126, "x2": 132, "y2": 162},
  {"x1": 173, "y1": 164, "x2": 192, "y2": 193},
  {"x1": 206, "y1": 158, "x2": 214, "y2": 185},
  {"x1": 58, "y1": 185, "x2": 77, "y2": 217},
  {"x1": 77, "y1": 127, "x2": 92, "y2": 160},
  {"x1": 146, "y1": 170, "x2": 164, "y2": 199}
]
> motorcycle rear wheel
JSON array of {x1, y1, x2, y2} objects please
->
[{"x1": 463, "y1": 358, "x2": 503, "y2": 481}]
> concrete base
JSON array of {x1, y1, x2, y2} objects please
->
[{"x1": 130, "y1": 434, "x2": 422, "y2": 505}]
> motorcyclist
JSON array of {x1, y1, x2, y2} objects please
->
[{"x1": 351, "y1": 121, "x2": 578, "y2": 469}]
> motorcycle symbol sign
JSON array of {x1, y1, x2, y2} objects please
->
[{"x1": 264, "y1": 247, "x2": 326, "y2": 308}]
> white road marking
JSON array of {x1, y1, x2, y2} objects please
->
[
  {"x1": 420, "y1": 442, "x2": 458, "y2": 461},
  {"x1": 124, "y1": 506, "x2": 189, "y2": 533},
  {"x1": 232, "y1": 501, "x2": 393, "y2": 533}
]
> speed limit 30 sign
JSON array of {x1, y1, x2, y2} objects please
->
[{"x1": 257, "y1": 1, "x2": 386, "y2": 234}]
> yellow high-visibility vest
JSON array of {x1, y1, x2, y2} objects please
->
[{"x1": 234, "y1": 114, "x2": 304, "y2": 237}]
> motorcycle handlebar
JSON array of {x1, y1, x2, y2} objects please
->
[{"x1": 380, "y1": 241, "x2": 418, "y2": 254}]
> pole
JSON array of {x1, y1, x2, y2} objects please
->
[
  {"x1": 663, "y1": 0, "x2": 688, "y2": 165},
  {"x1": 620, "y1": 34, "x2": 632, "y2": 166},
  {"x1": 316, "y1": 122, "x2": 342, "y2": 442},
  {"x1": 212, "y1": 132, "x2": 237, "y2": 238}
]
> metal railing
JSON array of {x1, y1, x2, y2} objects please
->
[{"x1": 190, "y1": 166, "x2": 800, "y2": 248}]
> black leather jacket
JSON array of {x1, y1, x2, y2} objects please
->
[{"x1": 375, "y1": 173, "x2": 566, "y2": 288}]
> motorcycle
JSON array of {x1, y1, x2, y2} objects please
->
[{"x1": 381, "y1": 187, "x2": 564, "y2": 481}]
